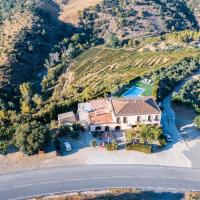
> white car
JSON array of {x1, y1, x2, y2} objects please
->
[
  {"x1": 164, "y1": 134, "x2": 172, "y2": 142},
  {"x1": 64, "y1": 142, "x2": 72, "y2": 152}
]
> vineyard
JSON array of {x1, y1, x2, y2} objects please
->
[{"x1": 54, "y1": 47, "x2": 200, "y2": 100}]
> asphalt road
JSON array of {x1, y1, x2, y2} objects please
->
[{"x1": 1, "y1": 165, "x2": 200, "y2": 200}]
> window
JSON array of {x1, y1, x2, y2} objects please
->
[
  {"x1": 155, "y1": 115, "x2": 160, "y2": 121},
  {"x1": 117, "y1": 117, "x2": 120, "y2": 124},
  {"x1": 148, "y1": 116, "x2": 152, "y2": 122},
  {"x1": 123, "y1": 117, "x2": 127, "y2": 124},
  {"x1": 95, "y1": 126, "x2": 101, "y2": 131},
  {"x1": 115, "y1": 126, "x2": 121, "y2": 131},
  {"x1": 105, "y1": 126, "x2": 110, "y2": 131},
  {"x1": 137, "y1": 116, "x2": 142, "y2": 122}
]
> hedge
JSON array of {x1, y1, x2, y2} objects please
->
[{"x1": 126, "y1": 143, "x2": 152, "y2": 154}]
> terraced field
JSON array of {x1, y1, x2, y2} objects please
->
[{"x1": 54, "y1": 47, "x2": 200, "y2": 99}]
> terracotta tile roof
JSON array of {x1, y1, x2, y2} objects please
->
[
  {"x1": 88, "y1": 99, "x2": 114, "y2": 124},
  {"x1": 89, "y1": 112, "x2": 113, "y2": 124},
  {"x1": 111, "y1": 97, "x2": 161, "y2": 116}
]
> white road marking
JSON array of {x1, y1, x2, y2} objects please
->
[
  {"x1": 89, "y1": 176, "x2": 110, "y2": 180},
  {"x1": 113, "y1": 176, "x2": 131, "y2": 179},
  {"x1": 38, "y1": 180, "x2": 58, "y2": 185},
  {"x1": 11, "y1": 176, "x2": 112, "y2": 189},
  {"x1": 139, "y1": 175, "x2": 155, "y2": 178},
  {"x1": 10, "y1": 175, "x2": 180, "y2": 190},
  {"x1": 161, "y1": 176, "x2": 177, "y2": 179},
  {"x1": 13, "y1": 184, "x2": 33, "y2": 188}
]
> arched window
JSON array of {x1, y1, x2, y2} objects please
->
[
  {"x1": 115, "y1": 126, "x2": 121, "y2": 131},
  {"x1": 123, "y1": 117, "x2": 127, "y2": 124},
  {"x1": 95, "y1": 126, "x2": 101, "y2": 131}
]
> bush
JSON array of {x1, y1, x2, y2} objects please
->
[
  {"x1": 0, "y1": 141, "x2": 8, "y2": 155},
  {"x1": 15, "y1": 121, "x2": 50, "y2": 155},
  {"x1": 158, "y1": 135, "x2": 167, "y2": 147},
  {"x1": 58, "y1": 125, "x2": 71, "y2": 137},
  {"x1": 72, "y1": 123, "x2": 82, "y2": 131},
  {"x1": 105, "y1": 140, "x2": 118, "y2": 151},
  {"x1": 90, "y1": 139, "x2": 97, "y2": 147},
  {"x1": 194, "y1": 116, "x2": 200, "y2": 129},
  {"x1": 126, "y1": 143, "x2": 152, "y2": 154},
  {"x1": 106, "y1": 33, "x2": 120, "y2": 48}
]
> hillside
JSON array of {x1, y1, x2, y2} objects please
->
[
  {"x1": 1, "y1": 0, "x2": 200, "y2": 155},
  {"x1": 55, "y1": 0, "x2": 102, "y2": 25},
  {"x1": 186, "y1": 0, "x2": 200, "y2": 25},
  {"x1": 79, "y1": 0, "x2": 198, "y2": 40},
  {"x1": 0, "y1": 0, "x2": 68, "y2": 99},
  {"x1": 52, "y1": 47, "x2": 200, "y2": 101}
]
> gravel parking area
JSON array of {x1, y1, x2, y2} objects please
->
[{"x1": 0, "y1": 129, "x2": 192, "y2": 174}]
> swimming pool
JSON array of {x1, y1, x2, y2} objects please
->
[{"x1": 122, "y1": 86, "x2": 144, "y2": 97}]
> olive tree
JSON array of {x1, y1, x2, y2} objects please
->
[
  {"x1": 15, "y1": 121, "x2": 49, "y2": 155},
  {"x1": 194, "y1": 116, "x2": 200, "y2": 129}
]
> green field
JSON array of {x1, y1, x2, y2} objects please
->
[
  {"x1": 135, "y1": 81, "x2": 152, "y2": 96},
  {"x1": 54, "y1": 47, "x2": 200, "y2": 100}
]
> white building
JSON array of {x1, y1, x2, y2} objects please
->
[
  {"x1": 78, "y1": 97, "x2": 162, "y2": 132},
  {"x1": 58, "y1": 111, "x2": 76, "y2": 126}
]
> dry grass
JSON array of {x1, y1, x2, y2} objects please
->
[
  {"x1": 55, "y1": 0, "x2": 102, "y2": 25},
  {"x1": 0, "y1": 11, "x2": 34, "y2": 66},
  {"x1": 185, "y1": 192, "x2": 200, "y2": 200},
  {"x1": 29, "y1": 188, "x2": 140, "y2": 200}
]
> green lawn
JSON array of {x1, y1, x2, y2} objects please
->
[
  {"x1": 134, "y1": 81, "x2": 152, "y2": 96},
  {"x1": 117, "y1": 80, "x2": 153, "y2": 97}
]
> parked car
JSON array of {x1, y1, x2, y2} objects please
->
[
  {"x1": 164, "y1": 134, "x2": 172, "y2": 142},
  {"x1": 64, "y1": 142, "x2": 72, "y2": 152}
]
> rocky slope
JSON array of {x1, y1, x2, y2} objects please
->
[{"x1": 79, "y1": 0, "x2": 199, "y2": 40}]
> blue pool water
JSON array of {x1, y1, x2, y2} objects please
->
[{"x1": 122, "y1": 86, "x2": 144, "y2": 97}]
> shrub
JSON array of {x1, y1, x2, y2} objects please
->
[
  {"x1": 0, "y1": 141, "x2": 8, "y2": 155},
  {"x1": 72, "y1": 123, "x2": 82, "y2": 131},
  {"x1": 90, "y1": 139, "x2": 97, "y2": 147},
  {"x1": 158, "y1": 135, "x2": 167, "y2": 147},
  {"x1": 126, "y1": 143, "x2": 152, "y2": 154},
  {"x1": 105, "y1": 140, "x2": 118, "y2": 151},
  {"x1": 194, "y1": 116, "x2": 200, "y2": 129},
  {"x1": 15, "y1": 121, "x2": 50, "y2": 155},
  {"x1": 106, "y1": 33, "x2": 120, "y2": 48},
  {"x1": 57, "y1": 126, "x2": 70, "y2": 137}
]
